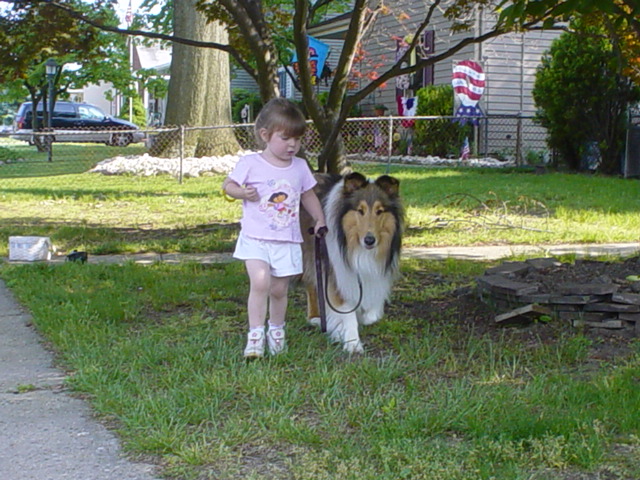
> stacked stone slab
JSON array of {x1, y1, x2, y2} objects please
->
[{"x1": 477, "y1": 258, "x2": 640, "y2": 335}]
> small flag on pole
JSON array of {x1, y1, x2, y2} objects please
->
[
  {"x1": 125, "y1": 0, "x2": 133, "y2": 24},
  {"x1": 461, "y1": 137, "x2": 470, "y2": 160}
]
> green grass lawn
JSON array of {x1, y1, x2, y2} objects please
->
[
  {"x1": 1, "y1": 159, "x2": 639, "y2": 257},
  {"x1": 0, "y1": 138, "x2": 147, "y2": 177},
  {"x1": 1, "y1": 154, "x2": 640, "y2": 479},
  {"x1": 1, "y1": 258, "x2": 639, "y2": 479}
]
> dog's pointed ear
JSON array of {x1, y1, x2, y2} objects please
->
[
  {"x1": 343, "y1": 172, "x2": 368, "y2": 195},
  {"x1": 375, "y1": 175, "x2": 400, "y2": 198}
]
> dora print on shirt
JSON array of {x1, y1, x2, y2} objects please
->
[
  {"x1": 259, "y1": 180, "x2": 298, "y2": 230},
  {"x1": 227, "y1": 153, "x2": 317, "y2": 243}
]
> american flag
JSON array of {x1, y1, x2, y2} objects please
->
[
  {"x1": 452, "y1": 60, "x2": 485, "y2": 125},
  {"x1": 461, "y1": 137, "x2": 470, "y2": 160},
  {"x1": 452, "y1": 60, "x2": 485, "y2": 107},
  {"x1": 125, "y1": 0, "x2": 133, "y2": 24}
]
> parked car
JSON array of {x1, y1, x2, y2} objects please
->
[{"x1": 12, "y1": 101, "x2": 144, "y2": 147}]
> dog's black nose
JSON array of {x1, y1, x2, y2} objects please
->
[{"x1": 364, "y1": 233, "x2": 376, "y2": 247}]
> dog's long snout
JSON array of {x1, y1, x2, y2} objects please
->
[{"x1": 364, "y1": 232, "x2": 376, "y2": 249}]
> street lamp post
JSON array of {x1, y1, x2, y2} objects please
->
[{"x1": 45, "y1": 58, "x2": 57, "y2": 162}]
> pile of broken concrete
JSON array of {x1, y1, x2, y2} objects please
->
[{"x1": 477, "y1": 257, "x2": 640, "y2": 336}]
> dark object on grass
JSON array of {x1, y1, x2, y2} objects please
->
[{"x1": 66, "y1": 250, "x2": 88, "y2": 263}]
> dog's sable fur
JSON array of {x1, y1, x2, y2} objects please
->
[{"x1": 301, "y1": 172, "x2": 404, "y2": 353}]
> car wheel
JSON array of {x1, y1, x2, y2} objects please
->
[{"x1": 110, "y1": 132, "x2": 133, "y2": 147}]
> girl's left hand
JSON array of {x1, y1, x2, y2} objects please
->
[{"x1": 313, "y1": 223, "x2": 328, "y2": 237}]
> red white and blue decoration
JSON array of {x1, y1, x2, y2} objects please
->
[
  {"x1": 396, "y1": 95, "x2": 418, "y2": 128},
  {"x1": 461, "y1": 136, "x2": 471, "y2": 160},
  {"x1": 452, "y1": 60, "x2": 485, "y2": 124}
]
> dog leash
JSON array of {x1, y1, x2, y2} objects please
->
[
  {"x1": 311, "y1": 226, "x2": 329, "y2": 332},
  {"x1": 311, "y1": 226, "x2": 363, "y2": 333}
]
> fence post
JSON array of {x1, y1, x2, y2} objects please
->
[
  {"x1": 179, "y1": 125, "x2": 185, "y2": 184},
  {"x1": 516, "y1": 116, "x2": 523, "y2": 166},
  {"x1": 386, "y1": 115, "x2": 394, "y2": 173},
  {"x1": 483, "y1": 117, "x2": 489, "y2": 159}
]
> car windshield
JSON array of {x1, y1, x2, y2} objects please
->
[{"x1": 78, "y1": 106, "x2": 105, "y2": 120}]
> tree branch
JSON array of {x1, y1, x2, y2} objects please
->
[
  {"x1": 348, "y1": 19, "x2": 564, "y2": 108},
  {"x1": 293, "y1": 0, "x2": 319, "y2": 120},
  {"x1": 28, "y1": 0, "x2": 256, "y2": 78}
]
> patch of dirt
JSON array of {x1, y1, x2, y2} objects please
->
[
  {"x1": 388, "y1": 256, "x2": 640, "y2": 361},
  {"x1": 515, "y1": 256, "x2": 640, "y2": 295}
]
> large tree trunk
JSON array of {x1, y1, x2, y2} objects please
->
[{"x1": 151, "y1": 0, "x2": 238, "y2": 157}]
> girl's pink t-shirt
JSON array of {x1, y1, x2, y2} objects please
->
[{"x1": 228, "y1": 153, "x2": 317, "y2": 243}]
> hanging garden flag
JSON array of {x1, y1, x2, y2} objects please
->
[
  {"x1": 452, "y1": 60, "x2": 485, "y2": 124},
  {"x1": 291, "y1": 36, "x2": 330, "y2": 84}
]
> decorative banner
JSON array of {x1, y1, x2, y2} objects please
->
[
  {"x1": 291, "y1": 36, "x2": 330, "y2": 84},
  {"x1": 396, "y1": 95, "x2": 417, "y2": 128},
  {"x1": 452, "y1": 60, "x2": 485, "y2": 124},
  {"x1": 394, "y1": 35, "x2": 415, "y2": 91}
]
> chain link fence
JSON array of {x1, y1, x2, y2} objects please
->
[{"x1": 0, "y1": 116, "x2": 550, "y2": 183}]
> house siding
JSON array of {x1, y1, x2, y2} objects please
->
[
  {"x1": 354, "y1": 3, "x2": 560, "y2": 118},
  {"x1": 355, "y1": 1, "x2": 469, "y2": 114},
  {"x1": 340, "y1": 3, "x2": 562, "y2": 156},
  {"x1": 479, "y1": 18, "x2": 560, "y2": 116},
  {"x1": 231, "y1": 68, "x2": 259, "y2": 93}
]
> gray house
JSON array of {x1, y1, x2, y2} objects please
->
[
  {"x1": 306, "y1": 5, "x2": 561, "y2": 116},
  {"x1": 305, "y1": 4, "x2": 562, "y2": 159}
]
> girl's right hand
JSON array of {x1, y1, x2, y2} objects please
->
[{"x1": 243, "y1": 186, "x2": 259, "y2": 202}]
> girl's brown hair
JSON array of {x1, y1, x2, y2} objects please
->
[{"x1": 254, "y1": 98, "x2": 307, "y2": 147}]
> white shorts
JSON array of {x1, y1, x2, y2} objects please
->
[{"x1": 233, "y1": 232, "x2": 303, "y2": 277}]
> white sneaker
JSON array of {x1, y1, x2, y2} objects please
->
[
  {"x1": 243, "y1": 329, "x2": 265, "y2": 358},
  {"x1": 267, "y1": 327, "x2": 286, "y2": 355}
]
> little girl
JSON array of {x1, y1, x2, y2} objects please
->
[{"x1": 223, "y1": 98, "x2": 326, "y2": 358}]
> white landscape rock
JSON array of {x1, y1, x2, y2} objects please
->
[
  {"x1": 89, "y1": 152, "x2": 244, "y2": 177},
  {"x1": 88, "y1": 151, "x2": 513, "y2": 177},
  {"x1": 349, "y1": 152, "x2": 512, "y2": 168}
]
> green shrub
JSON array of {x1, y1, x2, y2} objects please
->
[
  {"x1": 1, "y1": 113, "x2": 14, "y2": 127},
  {"x1": 118, "y1": 96, "x2": 147, "y2": 128},
  {"x1": 533, "y1": 20, "x2": 640, "y2": 173},
  {"x1": 413, "y1": 85, "x2": 470, "y2": 157},
  {"x1": 0, "y1": 146, "x2": 21, "y2": 163},
  {"x1": 231, "y1": 89, "x2": 262, "y2": 124}
]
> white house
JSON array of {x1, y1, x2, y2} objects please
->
[{"x1": 73, "y1": 43, "x2": 172, "y2": 123}]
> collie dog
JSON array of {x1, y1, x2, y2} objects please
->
[{"x1": 301, "y1": 172, "x2": 404, "y2": 353}]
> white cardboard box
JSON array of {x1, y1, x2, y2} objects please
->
[{"x1": 9, "y1": 236, "x2": 52, "y2": 261}]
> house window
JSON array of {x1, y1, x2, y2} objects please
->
[{"x1": 278, "y1": 68, "x2": 294, "y2": 99}]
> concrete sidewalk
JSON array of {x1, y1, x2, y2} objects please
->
[
  {"x1": 0, "y1": 242, "x2": 638, "y2": 479},
  {"x1": 6, "y1": 242, "x2": 640, "y2": 265},
  {"x1": 0, "y1": 281, "x2": 161, "y2": 479},
  {"x1": 402, "y1": 242, "x2": 640, "y2": 261}
]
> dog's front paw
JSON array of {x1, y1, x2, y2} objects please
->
[
  {"x1": 307, "y1": 316, "x2": 321, "y2": 328},
  {"x1": 358, "y1": 309, "x2": 382, "y2": 326},
  {"x1": 342, "y1": 339, "x2": 364, "y2": 354}
]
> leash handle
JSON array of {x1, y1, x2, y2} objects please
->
[{"x1": 308, "y1": 226, "x2": 328, "y2": 238}]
